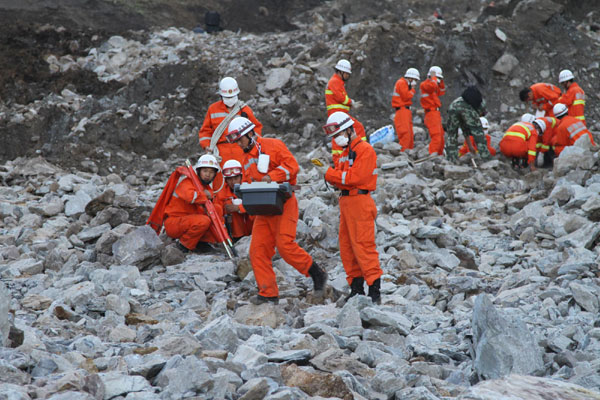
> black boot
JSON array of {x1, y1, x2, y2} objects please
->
[
  {"x1": 344, "y1": 277, "x2": 365, "y2": 302},
  {"x1": 368, "y1": 278, "x2": 381, "y2": 305},
  {"x1": 308, "y1": 261, "x2": 328, "y2": 293},
  {"x1": 543, "y1": 149, "x2": 554, "y2": 168},
  {"x1": 250, "y1": 295, "x2": 279, "y2": 305}
]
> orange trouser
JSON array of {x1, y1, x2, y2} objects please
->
[
  {"x1": 249, "y1": 194, "x2": 312, "y2": 297},
  {"x1": 339, "y1": 194, "x2": 382, "y2": 286},
  {"x1": 424, "y1": 110, "x2": 444, "y2": 155},
  {"x1": 212, "y1": 142, "x2": 247, "y2": 194},
  {"x1": 164, "y1": 214, "x2": 215, "y2": 249},
  {"x1": 394, "y1": 107, "x2": 413, "y2": 150},
  {"x1": 499, "y1": 138, "x2": 527, "y2": 159}
]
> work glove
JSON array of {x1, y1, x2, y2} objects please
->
[
  {"x1": 352, "y1": 100, "x2": 362, "y2": 110},
  {"x1": 311, "y1": 158, "x2": 329, "y2": 175}
]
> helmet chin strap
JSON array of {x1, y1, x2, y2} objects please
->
[{"x1": 243, "y1": 136, "x2": 255, "y2": 153}]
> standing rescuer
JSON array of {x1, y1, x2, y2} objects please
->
[
  {"x1": 392, "y1": 68, "x2": 420, "y2": 151},
  {"x1": 226, "y1": 117, "x2": 328, "y2": 305},
  {"x1": 420, "y1": 66, "x2": 446, "y2": 155},
  {"x1": 199, "y1": 77, "x2": 263, "y2": 191},
  {"x1": 215, "y1": 159, "x2": 254, "y2": 241},
  {"x1": 557, "y1": 69, "x2": 586, "y2": 125},
  {"x1": 325, "y1": 59, "x2": 366, "y2": 165},
  {"x1": 163, "y1": 154, "x2": 223, "y2": 252},
  {"x1": 321, "y1": 112, "x2": 383, "y2": 304}
]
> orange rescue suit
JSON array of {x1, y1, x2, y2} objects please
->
[
  {"x1": 499, "y1": 122, "x2": 538, "y2": 164},
  {"x1": 391, "y1": 77, "x2": 415, "y2": 151},
  {"x1": 199, "y1": 100, "x2": 263, "y2": 191},
  {"x1": 325, "y1": 73, "x2": 353, "y2": 115},
  {"x1": 529, "y1": 83, "x2": 561, "y2": 115},
  {"x1": 420, "y1": 77, "x2": 446, "y2": 155},
  {"x1": 535, "y1": 116, "x2": 558, "y2": 153},
  {"x1": 214, "y1": 184, "x2": 254, "y2": 239},
  {"x1": 325, "y1": 136, "x2": 382, "y2": 286},
  {"x1": 552, "y1": 116, "x2": 595, "y2": 156},
  {"x1": 163, "y1": 177, "x2": 222, "y2": 250},
  {"x1": 459, "y1": 135, "x2": 497, "y2": 157},
  {"x1": 558, "y1": 82, "x2": 586, "y2": 124},
  {"x1": 242, "y1": 136, "x2": 313, "y2": 298}
]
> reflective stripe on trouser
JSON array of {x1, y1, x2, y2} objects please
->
[
  {"x1": 249, "y1": 194, "x2": 312, "y2": 297},
  {"x1": 424, "y1": 110, "x2": 445, "y2": 155},
  {"x1": 394, "y1": 108, "x2": 414, "y2": 150},
  {"x1": 164, "y1": 214, "x2": 214, "y2": 249},
  {"x1": 339, "y1": 195, "x2": 382, "y2": 286},
  {"x1": 212, "y1": 142, "x2": 247, "y2": 194},
  {"x1": 499, "y1": 137, "x2": 527, "y2": 159}
]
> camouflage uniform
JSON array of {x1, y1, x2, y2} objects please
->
[{"x1": 445, "y1": 97, "x2": 491, "y2": 162}]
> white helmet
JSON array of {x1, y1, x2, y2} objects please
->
[
  {"x1": 405, "y1": 68, "x2": 420, "y2": 80},
  {"x1": 222, "y1": 159, "x2": 243, "y2": 177},
  {"x1": 195, "y1": 154, "x2": 220, "y2": 171},
  {"x1": 520, "y1": 113, "x2": 536, "y2": 123},
  {"x1": 558, "y1": 69, "x2": 574, "y2": 83},
  {"x1": 323, "y1": 111, "x2": 354, "y2": 137},
  {"x1": 553, "y1": 103, "x2": 568, "y2": 118},
  {"x1": 428, "y1": 66, "x2": 443, "y2": 79},
  {"x1": 219, "y1": 77, "x2": 240, "y2": 98},
  {"x1": 226, "y1": 116, "x2": 255, "y2": 143},
  {"x1": 533, "y1": 119, "x2": 546, "y2": 133},
  {"x1": 479, "y1": 117, "x2": 489, "y2": 132},
  {"x1": 335, "y1": 59, "x2": 352, "y2": 74}
]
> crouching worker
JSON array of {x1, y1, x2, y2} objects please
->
[
  {"x1": 163, "y1": 154, "x2": 223, "y2": 253},
  {"x1": 215, "y1": 159, "x2": 254, "y2": 241},
  {"x1": 226, "y1": 116, "x2": 328, "y2": 305},
  {"x1": 499, "y1": 119, "x2": 541, "y2": 171},
  {"x1": 321, "y1": 112, "x2": 383, "y2": 304},
  {"x1": 458, "y1": 116, "x2": 497, "y2": 157}
]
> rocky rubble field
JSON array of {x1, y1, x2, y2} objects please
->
[{"x1": 1, "y1": 0, "x2": 600, "y2": 399}]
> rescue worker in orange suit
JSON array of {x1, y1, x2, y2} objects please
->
[
  {"x1": 532, "y1": 115, "x2": 558, "y2": 168},
  {"x1": 214, "y1": 159, "x2": 254, "y2": 241},
  {"x1": 458, "y1": 116, "x2": 497, "y2": 157},
  {"x1": 392, "y1": 68, "x2": 420, "y2": 151},
  {"x1": 420, "y1": 66, "x2": 446, "y2": 155},
  {"x1": 551, "y1": 103, "x2": 596, "y2": 156},
  {"x1": 164, "y1": 154, "x2": 223, "y2": 253},
  {"x1": 519, "y1": 82, "x2": 561, "y2": 116},
  {"x1": 557, "y1": 69, "x2": 586, "y2": 125},
  {"x1": 325, "y1": 59, "x2": 366, "y2": 165},
  {"x1": 199, "y1": 77, "x2": 263, "y2": 192},
  {"x1": 320, "y1": 112, "x2": 383, "y2": 304},
  {"x1": 499, "y1": 119, "x2": 540, "y2": 171},
  {"x1": 226, "y1": 116, "x2": 328, "y2": 305}
]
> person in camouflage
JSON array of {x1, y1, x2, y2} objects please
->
[{"x1": 445, "y1": 86, "x2": 492, "y2": 162}]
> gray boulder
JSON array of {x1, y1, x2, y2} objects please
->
[{"x1": 471, "y1": 294, "x2": 544, "y2": 380}]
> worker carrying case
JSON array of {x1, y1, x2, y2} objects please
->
[{"x1": 234, "y1": 182, "x2": 293, "y2": 215}]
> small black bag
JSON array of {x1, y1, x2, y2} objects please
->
[{"x1": 205, "y1": 11, "x2": 221, "y2": 33}]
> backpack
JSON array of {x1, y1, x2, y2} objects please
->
[{"x1": 146, "y1": 166, "x2": 190, "y2": 235}]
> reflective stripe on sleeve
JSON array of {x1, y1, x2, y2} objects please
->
[
  {"x1": 325, "y1": 89, "x2": 333, "y2": 95},
  {"x1": 343, "y1": 95, "x2": 350, "y2": 105},
  {"x1": 528, "y1": 150, "x2": 537, "y2": 156},
  {"x1": 199, "y1": 137, "x2": 211, "y2": 142},
  {"x1": 327, "y1": 104, "x2": 350, "y2": 111},
  {"x1": 210, "y1": 112, "x2": 228, "y2": 119},
  {"x1": 332, "y1": 149, "x2": 344, "y2": 155},
  {"x1": 276, "y1": 166, "x2": 290, "y2": 180},
  {"x1": 341, "y1": 171, "x2": 347, "y2": 185},
  {"x1": 573, "y1": 100, "x2": 585, "y2": 106},
  {"x1": 575, "y1": 116, "x2": 586, "y2": 121},
  {"x1": 421, "y1": 93, "x2": 430, "y2": 97},
  {"x1": 245, "y1": 158, "x2": 258, "y2": 170}
]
